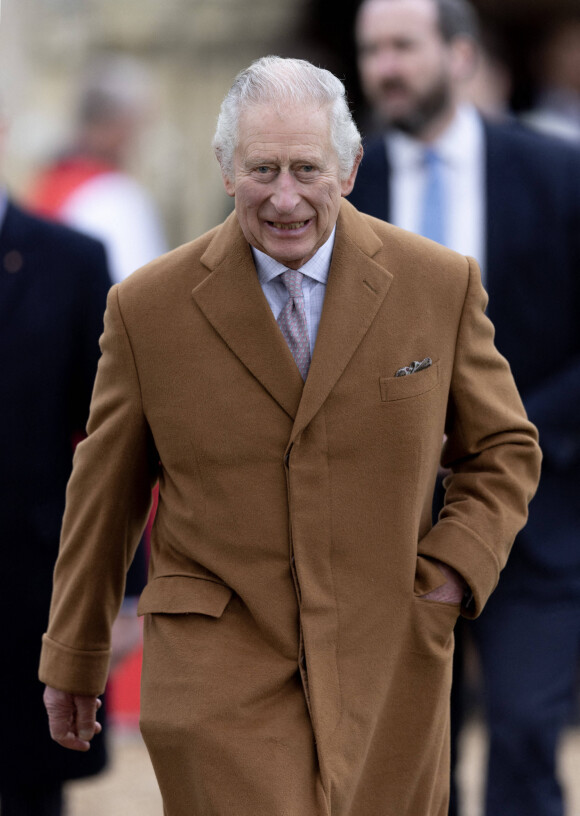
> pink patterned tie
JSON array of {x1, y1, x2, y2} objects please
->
[{"x1": 277, "y1": 269, "x2": 311, "y2": 380}]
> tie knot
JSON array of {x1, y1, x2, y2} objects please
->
[{"x1": 280, "y1": 269, "x2": 305, "y2": 299}]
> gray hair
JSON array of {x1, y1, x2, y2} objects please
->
[{"x1": 213, "y1": 56, "x2": 362, "y2": 182}]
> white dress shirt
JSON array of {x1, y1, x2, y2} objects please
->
[
  {"x1": 387, "y1": 105, "x2": 487, "y2": 280},
  {"x1": 251, "y1": 228, "x2": 335, "y2": 356}
]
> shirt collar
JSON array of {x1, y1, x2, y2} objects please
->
[
  {"x1": 252, "y1": 227, "x2": 336, "y2": 286},
  {"x1": 387, "y1": 105, "x2": 484, "y2": 170}
]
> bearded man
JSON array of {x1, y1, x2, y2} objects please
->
[{"x1": 350, "y1": 3, "x2": 580, "y2": 815}]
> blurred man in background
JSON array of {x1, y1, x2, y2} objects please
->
[
  {"x1": 0, "y1": 107, "x2": 112, "y2": 814},
  {"x1": 27, "y1": 54, "x2": 167, "y2": 283},
  {"x1": 26, "y1": 54, "x2": 162, "y2": 735},
  {"x1": 0, "y1": 93, "x2": 148, "y2": 813},
  {"x1": 350, "y1": 1, "x2": 580, "y2": 815},
  {"x1": 523, "y1": 13, "x2": 580, "y2": 142}
]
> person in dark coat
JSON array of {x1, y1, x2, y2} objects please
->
[
  {"x1": 350, "y1": 2, "x2": 580, "y2": 815},
  {"x1": 0, "y1": 195, "x2": 112, "y2": 815}
]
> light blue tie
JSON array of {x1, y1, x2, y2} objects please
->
[{"x1": 420, "y1": 148, "x2": 446, "y2": 246}]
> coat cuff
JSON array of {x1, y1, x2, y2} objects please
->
[{"x1": 38, "y1": 634, "x2": 111, "y2": 697}]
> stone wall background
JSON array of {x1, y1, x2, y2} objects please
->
[
  {"x1": 1, "y1": 0, "x2": 573, "y2": 248},
  {"x1": 0, "y1": 0, "x2": 310, "y2": 248}
]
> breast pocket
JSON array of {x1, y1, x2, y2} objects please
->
[
  {"x1": 137, "y1": 575, "x2": 233, "y2": 617},
  {"x1": 379, "y1": 361, "x2": 439, "y2": 402}
]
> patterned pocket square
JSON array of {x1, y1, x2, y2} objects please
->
[{"x1": 394, "y1": 357, "x2": 433, "y2": 377}]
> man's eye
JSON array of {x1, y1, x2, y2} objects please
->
[
  {"x1": 296, "y1": 165, "x2": 317, "y2": 179},
  {"x1": 256, "y1": 166, "x2": 271, "y2": 174}
]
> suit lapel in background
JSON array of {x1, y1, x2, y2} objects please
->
[
  {"x1": 483, "y1": 120, "x2": 532, "y2": 304},
  {"x1": 348, "y1": 135, "x2": 391, "y2": 222},
  {"x1": 484, "y1": 121, "x2": 507, "y2": 301}
]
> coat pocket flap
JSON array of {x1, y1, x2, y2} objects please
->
[
  {"x1": 137, "y1": 575, "x2": 233, "y2": 617},
  {"x1": 380, "y1": 361, "x2": 439, "y2": 401}
]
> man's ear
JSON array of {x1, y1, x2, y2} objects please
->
[
  {"x1": 341, "y1": 146, "x2": 364, "y2": 197},
  {"x1": 449, "y1": 35, "x2": 478, "y2": 85},
  {"x1": 215, "y1": 151, "x2": 235, "y2": 197},
  {"x1": 221, "y1": 169, "x2": 235, "y2": 198}
]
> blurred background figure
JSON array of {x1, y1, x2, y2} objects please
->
[
  {"x1": 349, "y1": 1, "x2": 580, "y2": 815},
  {"x1": 25, "y1": 53, "x2": 163, "y2": 736},
  {"x1": 523, "y1": 13, "x2": 580, "y2": 142},
  {"x1": 0, "y1": 93, "x2": 147, "y2": 813},
  {"x1": 0, "y1": 104, "x2": 112, "y2": 815},
  {"x1": 458, "y1": 31, "x2": 512, "y2": 119},
  {"x1": 27, "y1": 54, "x2": 167, "y2": 283}
]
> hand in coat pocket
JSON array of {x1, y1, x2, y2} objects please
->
[{"x1": 420, "y1": 559, "x2": 467, "y2": 604}]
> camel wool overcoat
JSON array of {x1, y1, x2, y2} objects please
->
[{"x1": 40, "y1": 200, "x2": 541, "y2": 816}]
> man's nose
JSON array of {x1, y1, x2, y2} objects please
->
[{"x1": 271, "y1": 171, "x2": 300, "y2": 213}]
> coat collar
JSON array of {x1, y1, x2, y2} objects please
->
[{"x1": 192, "y1": 200, "x2": 393, "y2": 434}]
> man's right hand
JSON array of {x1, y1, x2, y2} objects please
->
[{"x1": 43, "y1": 685, "x2": 102, "y2": 751}]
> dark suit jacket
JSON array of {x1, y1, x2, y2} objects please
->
[
  {"x1": 0, "y1": 201, "x2": 111, "y2": 785},
  {"x1": 349, "y1": 119, "x2": 580, "y2": 588}
]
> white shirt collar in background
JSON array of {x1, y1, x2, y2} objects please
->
[{"x1": 387, "y1": 105, "x2": 487, "y2": 280}]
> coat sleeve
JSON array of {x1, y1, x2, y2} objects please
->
[
  {"x1": 417, "y1": 258, "x2": 542, "y2": 618},
  {"x1": 39, "y1": 285, "x2": 158, "y2": 696}
]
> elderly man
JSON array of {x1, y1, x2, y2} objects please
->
[{"x1": 40, "y1": 57, "x2": 541, "y2": 816}]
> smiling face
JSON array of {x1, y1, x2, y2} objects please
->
[{"x1": 221, "y1": 102, "x2": 361, "y2": 269}]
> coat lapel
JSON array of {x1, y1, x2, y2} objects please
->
[
  {"x1": 192, "y1": 203, "x2": 393, "y2": 435},
  {"x1": 290, "y1": 201, "x2": 393, "y2": 443},
  {"x1": 192, "y1": 212, "x2": 304, "y2": 419}
]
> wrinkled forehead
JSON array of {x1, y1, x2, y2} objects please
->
[
  {"x1": 235, "y1": 101, "x2": 334, "y2": 153},
  {"x1": 237, "y1": 99, "x2": 332, "y2": 132},
  {"x1": 356, "y1": 0, "x2": 440, "y2": 41}
]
